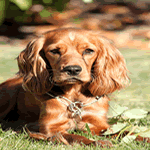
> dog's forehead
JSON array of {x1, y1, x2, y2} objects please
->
[
  {"x1": 67, "y1": 31, "x2": 90, "y2": 44},
  {"x1": 44, "y1": 29, "x2": 97, "y2": 47},
  {"x1": 68, "y1": 32, "x2": 75, "y2": 41}
]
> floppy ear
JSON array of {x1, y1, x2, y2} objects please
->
[
  {"x1": 88, "y1": 37, "x2": 130, "y2": 96},
  {"x1": 17, "y1": 37, "x2": 53, "y2": 95}
]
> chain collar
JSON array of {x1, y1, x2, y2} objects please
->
[{"x1": 46, "y1": 92, "x2": 103, "y2": 119}]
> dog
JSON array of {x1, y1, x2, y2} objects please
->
[{"x1": 0, "y1": 28, "x2": 129, "y2": 146}]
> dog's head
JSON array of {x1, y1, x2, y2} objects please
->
[{"x1": 18, "y1": 28, "x2": 129, "y2": 95}]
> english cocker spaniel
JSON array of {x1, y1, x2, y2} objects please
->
[{"x1": 0, "y1": 28, "x2": 129, "y2": 146}]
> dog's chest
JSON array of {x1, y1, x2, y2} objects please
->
[
  {"x1": 66, "y1": 105, "x2": 106, "y2": 131},
  {"x1": 58, "y1": 97, "x2": 108, "y2": 131}
]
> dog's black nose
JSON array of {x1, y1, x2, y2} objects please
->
[{"x1": 63, "y1": 65, "x2": 82, "y2": 76}]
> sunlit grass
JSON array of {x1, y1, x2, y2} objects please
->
[
  {"x1": 0, "y1": 45, "x2": 23, "y2": 81},
  {"x1": 113, "y1": 49, "x2": 150, "y2": 110}
]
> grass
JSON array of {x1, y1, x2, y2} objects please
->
[
  {"x1": 0, "y1": 44, "x2": 150, "y2": 149},
  {"x1": 113, "y1": 48, "x2": 150, "y2": 110},
  {"x1": 0, "y1": 45, "x2": 23, "y2": 81}
]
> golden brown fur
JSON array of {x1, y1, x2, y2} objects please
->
[{"x1": 0, "y1": 28, "x2": 129, "y2": 146}]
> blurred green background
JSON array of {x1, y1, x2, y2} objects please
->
[{"x1": 0, "y1": 0, "x2": 70, "y2": 25}]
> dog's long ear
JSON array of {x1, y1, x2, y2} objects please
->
[
  {"x1": 88, "y1": 37, "x2": 130, "y2": 96},
  {"x1": 17, "y1": 37, "x2": 53, "y2": 95}
]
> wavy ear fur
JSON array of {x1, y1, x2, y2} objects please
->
[
  {"x1": 88, "y1": 37, "x2": 130, "y2": 96},
  {"x1": 17, "y1": 37, "x2": 52, "y2": 95}
]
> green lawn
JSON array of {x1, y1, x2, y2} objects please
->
[
  {"x1": 0, "y1": 45, "x2": 23, "y2": 81},
  {"x1": 113, "y1": 48, "x2": 150, "y2": 110},
  {"x1": 0, "y1": 44, "x2": 150, "y2": 149}
]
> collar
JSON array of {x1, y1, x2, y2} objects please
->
[{"x1": 46, "y1": 92, "x2": 104, "y2": 119}]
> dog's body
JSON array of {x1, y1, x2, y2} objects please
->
[{"x1": 0, "y1": 28, "x2": 129, "y2": 146}]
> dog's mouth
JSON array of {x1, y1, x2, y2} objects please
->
[
  {"x1": 54, "y1": 77, "x2": 83, "y2": 85},
  {"x1": 64, "y1": 77, "x2": 83, "y2": 84}
]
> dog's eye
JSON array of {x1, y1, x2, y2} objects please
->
[
  {"x1": 50, "y1": 49, "x2": 61, "y2": 55},
  {"x1": 83, "y1": 49, "x2": 94, "y2": 55}
]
